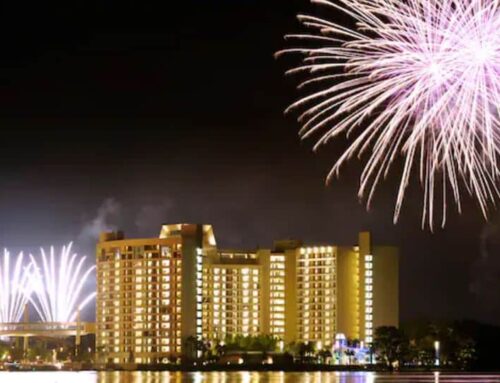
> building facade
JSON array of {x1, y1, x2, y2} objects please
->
[
  {"x1": 96, "y1": 225, "x2": 398, "y2": 364},
  {"x1": 96, "y1": 224, "x2": 216, "y2": 364}
]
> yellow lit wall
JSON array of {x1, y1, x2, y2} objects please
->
[
  {"x1": 336, "y1": 246, "x2": 361, "y2": 340},
  {"x1": 372, "y1": 245, "x2": 399, "y2": 331}
]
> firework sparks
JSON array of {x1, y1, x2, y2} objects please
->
[
  {"x1": 0, "y1": 251, "x2": 32, "y2": 323},
  {"x1": 277, "y1": 0, "x2": 500, "y2": 229},
  {"x1": 29, "y1": 242, "x2": 96, "y2": 323}
]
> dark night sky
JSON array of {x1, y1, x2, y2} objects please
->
[{"x1": 0, "y1": 0, "x2": 499, "y2": 324}]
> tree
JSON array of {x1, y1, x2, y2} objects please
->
[
  {"x1": 292, "y1": 342, "x2": 315, "y2": 362},
  {"x1": 253, "y1": 334, "x2": 278, "y2": 353},
  {"x1": 223, "y1": 334, "x2": 279, "y2": 353},
  {"x1": 215, "y1": 342, "x2": 227, "y2": 357},
  {"x1": 10, "y1": 346, "x2": 24, "y2": 362},
  {"x1": 344, "y1": 349, "x2": 355, "y2": 365},
  {"x1": 439, "y1": 324, "x2": 476, "y2": 369},
  {"x1": 183, "y1": 336, "x2": 211, "y2": 361},
  {"x1": 373, "y1": 326, "x2": 408, "y2": 368},
  {"x1": 27, "y1": 344, "x2": 51, "y2": 362},
  {"x1": 318, "y1": 349, "x2": 332, "y2": 364},
  {"x1": 403, "y1": 320, "x2": 477, "y2": 369},
  {"x1": 183, "y1": 336, "x2": 198, "y2": 361},
  {"x1": 455, "y1": 337, "x2": 476, "y2": 369}
]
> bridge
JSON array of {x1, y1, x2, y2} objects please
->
[
  {"x1": 0, "y1": 306, "x2": 96, "y2": 353},
  {"x1": 0, "y1": 322, "x2": 95, "y2": 338}
]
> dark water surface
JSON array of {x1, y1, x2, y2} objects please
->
[{"x1": 0, "y1": 371, "x2": 499, "y2": 383}]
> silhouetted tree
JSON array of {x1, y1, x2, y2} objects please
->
[{"x1": 373, "y1": 326, "x2": 408, "y2": 368}]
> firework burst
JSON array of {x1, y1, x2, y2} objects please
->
[
  {"x1": 0, "y1": 250, "x2": 32, "y2": 323},
  {"x1": 277, "y1": 0, "x2": 500, "y2": 229},
  {"x1": 29, "y1": 242, "x2": 96, "y2": 322}
]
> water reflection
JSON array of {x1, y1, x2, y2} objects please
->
[
  {"x1": 0, "y1": 371, "x2": 499, "y2": 383},
  {"x1": 97, "y1": 371, "x2": 373, "y2": 383}
]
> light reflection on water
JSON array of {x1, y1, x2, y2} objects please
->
[{"x1": 0, "y1": 371, "x2": 499, "y2": 383}]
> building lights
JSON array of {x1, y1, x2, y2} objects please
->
[
  {"x1": 364, "y1": 254, "x2": 374, "y2": 344},
  {"x1": 96, "y1": 227, "x2": 397, "y2": 365}
]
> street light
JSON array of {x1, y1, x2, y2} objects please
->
[
  {"x1": 278, "y1": 340, "x2": 284, "y2": 353},
  {"x1": 434, "y1": 341, "x2": 440, "y2": 367}
]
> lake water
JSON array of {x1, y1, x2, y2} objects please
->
[
  {"x1": 0, "y1": 371, "x2": 500, "y2": 383},
  {"x1": 0, "y1": 371, "x2": 499, "y2": 383}
]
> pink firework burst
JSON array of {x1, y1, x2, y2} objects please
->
[{"x1": 277, "y1": 0, "x2": 500, "y2": 229}]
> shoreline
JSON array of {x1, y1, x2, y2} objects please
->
[{"x1": 3, "y1": 363, "x2": 498, "y2": 373}]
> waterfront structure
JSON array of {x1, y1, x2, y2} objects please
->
[
  {"x1": 96, "y1": 225, "x2": 398, "y2": 364},
  {"x1": 96, "y1": 224, "x2": 215, "y2": 364}
]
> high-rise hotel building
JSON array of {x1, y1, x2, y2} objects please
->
[{"x1": 96, "y1": 224, "x2": 398, "y2": 364}]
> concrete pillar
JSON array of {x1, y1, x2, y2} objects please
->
[
  {"x1": 23, "y1": 336, "x2": 29, "y2": 353},
  {"x1": 76, "y1": 309, "x2": 81, "y2": 356},
  {"x1": 23, "y1": 304, "x2": 29, "y2": 359},
  {"x1": 23, "y1": 304, "x2": 29, "y2": 323}
]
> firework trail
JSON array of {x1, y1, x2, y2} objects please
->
[
  {"x1": 0, "y1": 251, "x2": 32, "y2": 323},
  {"x1": 277, "y1": 0, "x2": 500, "y2": 229},
  {"x1": 29, "y1": 242, "x2": 96, "y2": 322}
]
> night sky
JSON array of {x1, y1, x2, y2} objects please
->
[{"x1": 0, "y1": 0, "x2": 499, "y2": 324}]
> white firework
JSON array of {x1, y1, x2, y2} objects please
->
[
  {"x1": 277, "y1": 0, "x2": 500, "y2": 229},
  {"x1": 29, "y1": 242, "x2": 96, "y2": 322},
  {"x1": 0, "y1": 250, "x2": 32, "y2": 323}
]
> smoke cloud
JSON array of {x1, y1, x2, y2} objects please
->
[
  {"x1": 469, "y1": 221, "x2": 500, "y2": 323},
  {"x1": 135, "y1": 201, "x2": 173, "y2": 236},
  {"x1": 78, "y1": 198, "x2": 122, "y2": 246}
]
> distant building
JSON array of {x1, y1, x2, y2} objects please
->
[{"x1": 96, "y1": 224, "x2": 398, "y2": 364}]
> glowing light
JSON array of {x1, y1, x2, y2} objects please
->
[
  {"x1": 0, "y1": 251, "x2": 32, "y2": 323},
  {"x1": 28, "y1": 242, "x2": 96, "y2": 322},
  {"x1": 277, "y1": 0, "x2": 500, "y2": 229},
  {"x1": 435, "y1": 340, "x2": 441, "y2": 366},
  {"x1": 278, "y1": 340, "x2": 285, "y2": 352}
]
